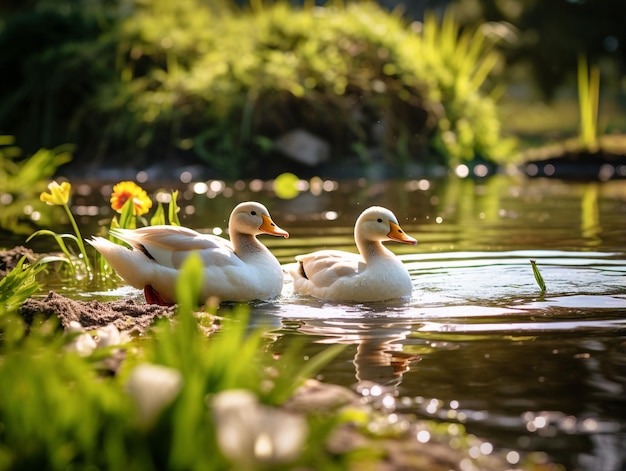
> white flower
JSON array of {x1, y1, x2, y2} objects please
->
[
  {"x1": 95, "y1": 324, "x2": 128, "y2": 349},
  {"x1": 212, "y1": 390, "x2": 308, "y2": 466},
  {"x1": 125, "y1": 363, "x2": 183, "y2": 426},
  {"x1": 65, "y1": 321, "x2": 97, "y2": 356}
]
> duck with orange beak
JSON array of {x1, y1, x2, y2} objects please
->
[
  {"x1": 89, "y1": 201, "x2": 289, "y2": 305},
  {"x1": 288, "y1": 206, "x2": 417, "y2": 302}
]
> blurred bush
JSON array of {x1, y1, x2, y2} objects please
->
[
  {"x1": 476, "y1": 0, "x2": 626, "y2": 99},
  {"x1": 0, "y1": 0, "x2": 515, "y2": 177}
]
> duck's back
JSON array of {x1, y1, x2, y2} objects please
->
[{"x1": 291, "y1": 250, "x2": 412, "y2": 302}]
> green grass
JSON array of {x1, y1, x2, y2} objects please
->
[
  {"x1": 0, "y1": 256, "x2": 46, "y2": 318},
  {"x1": 0, "y1": 253, "x2": 349, "y2": 470}
]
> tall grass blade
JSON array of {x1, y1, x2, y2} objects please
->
[
  {"x1": 118, "y1": 198, "x2": 136, "y2": 229},
  {"x1": 0, "y1": 257, "x2": 45, "y2": 315},
  {"x1": 26, "y1": 230, "x2": 77, "y2": 274},
  {"x1": 530, "y1": 259, "x2": 546, "y2": 292},
  {"x1": 168, "y1": 190, "x2": 181, "y2": 226},
  {"x1": 577, "y1": 55, "x2": 600, "y2": 151},
  {"x1": 150, "y1": 202, "x2": 166, "y2": 225}
]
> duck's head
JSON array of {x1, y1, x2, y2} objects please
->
[
  {"x1": 230, "y1": 202, "x2": 289, "y2": 238},
  {"x1": 355, "y1": 206, "x2": 417, "y2": 245}
]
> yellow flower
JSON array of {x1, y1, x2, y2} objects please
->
[
  {"x1": 110, "y1": 181, "x2": 152, "y2": 216},
  {"x1": 40, "y1": 181, "x2": 71, "y2": 206}
]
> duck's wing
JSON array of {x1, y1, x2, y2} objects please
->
[
  {"x1": 110, "y1": 225, "x2": 237, "y2": 269},
  {"x1": 294, "y1": 250, "x2": 364, "y2": 288}
]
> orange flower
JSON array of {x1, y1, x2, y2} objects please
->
[{"x1": 110, "y1": 181, "x2": 152, "y2": 216}]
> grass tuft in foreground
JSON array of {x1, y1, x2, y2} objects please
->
[{"x1": 0, "y1": 253, "x2": 347, "y2": 470}]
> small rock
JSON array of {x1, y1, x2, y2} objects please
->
[
  {"x1": 284, "y1": 379, "x2": 360, "y2": 413},
  {"x1": 274, "y1": 129, "x2": 330, "y2": 166},
  {"x1": 212, "y1": 389, "x2": 308, "y2": 466}
]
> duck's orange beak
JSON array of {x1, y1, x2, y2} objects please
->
[
  {"x1": 260, "y1": 214, "x2": 289, "y2": 238},
  {"x1": 387, "y1": 221, "x2": 417, "y2": 245}
]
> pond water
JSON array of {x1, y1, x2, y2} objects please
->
[{"x1": 8, "y1": 174, "x2": 626, "y2": 470}]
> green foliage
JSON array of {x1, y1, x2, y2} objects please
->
[
  {"x1": 417, "y1": 9, "x2": 516, "y2": 165},
  {"x1": 116, "y1": 198, "x2": 139, "y2": 230},
  {"x1": 26, "y1": 230, "x2": 77, "y2": 272},
  {"x1": 0, "y1": 319, "x2": 132, "y2": 471},
  {"x1": 0, "y1": 253, "x2": 346, "y2": 470},
  {"x1": 0, "y1": 262, "x2": 125, "y2": 471},
  {"x1": 0, "y1": 0, "x2": 516, "y2": 175},
  {"x1": 111, "y1": 1, "x2": 515, "y2": 170},
  {"x1": 0, "y1": 137, "x2": 72, "y2": 234},
  {"x1": 0, "y1": 257, "x2": 45, "y2": 318}
]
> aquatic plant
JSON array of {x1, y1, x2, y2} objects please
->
[
  {"x1": 577, "y1": 55, "x2": 601, "y2": 152},
  {"x1": 28, "y1": 180, "x2": 93, "y2": 277},
  {"x1": 530, "y1": 259, "x2": 546, "y2": 293}
]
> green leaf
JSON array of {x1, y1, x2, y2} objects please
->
[
  {"x1": 530, "y1": 259, "x2": 546, "y2": 292},
  {"x1": 150, "y1": 202, "x2": 166, "y2": 226},
  {"x1": 26, "y1": 230, "x2": 77, "y2": 273},
  {"x1": 0, "y1": 257, "x2": 45, "y2": 315},
  {"x1": 175, "y1": 252, "x2": 203, "y2": 313},
  {"x1": 168, "y1": 190, "x2": 181, "y2": 226},
  {"x1": 118, "y1": 198, "x2": 136, "y2": 229}
]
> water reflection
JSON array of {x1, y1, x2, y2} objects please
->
[
  {"x1": 295, "y1": 317, "x2": 419, "y2": 388},
  {"x1": 265, "y1": 287, "x2": 626, "y2": 470}
]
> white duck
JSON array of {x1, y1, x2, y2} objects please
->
[
  {"x1": 288, "y1": 206, "x2": 417, "y2": 302},
  {"x1": 88, "y1": 202, "x2": 289, "y2": 305}
]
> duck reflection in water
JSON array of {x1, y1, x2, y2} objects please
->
[{"x1": 296, "y1": 316, "x2": 421, "y2": 389}]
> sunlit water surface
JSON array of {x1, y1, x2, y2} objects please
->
[{"x1": 7, "y1": 175, "x2": 626, "y2": 470}]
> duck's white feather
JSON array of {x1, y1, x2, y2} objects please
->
[{"x1": 288, "y1": 206, "x2": 417, "y2": 302}]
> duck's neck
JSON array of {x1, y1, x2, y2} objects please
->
[
  {"x1": 357, "y1": 239, "x2": 393, "y2": 263},
  {"x1": 232, "y1": 233, "x2": 268, "y2": 258}
]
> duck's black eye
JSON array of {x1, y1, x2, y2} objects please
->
[
  {"x1": 377, "y1": 218, "x2": 383, "y2": 223},
  {"x1": 251, "y1": 211, "x2": 257, "y2": 216}
]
